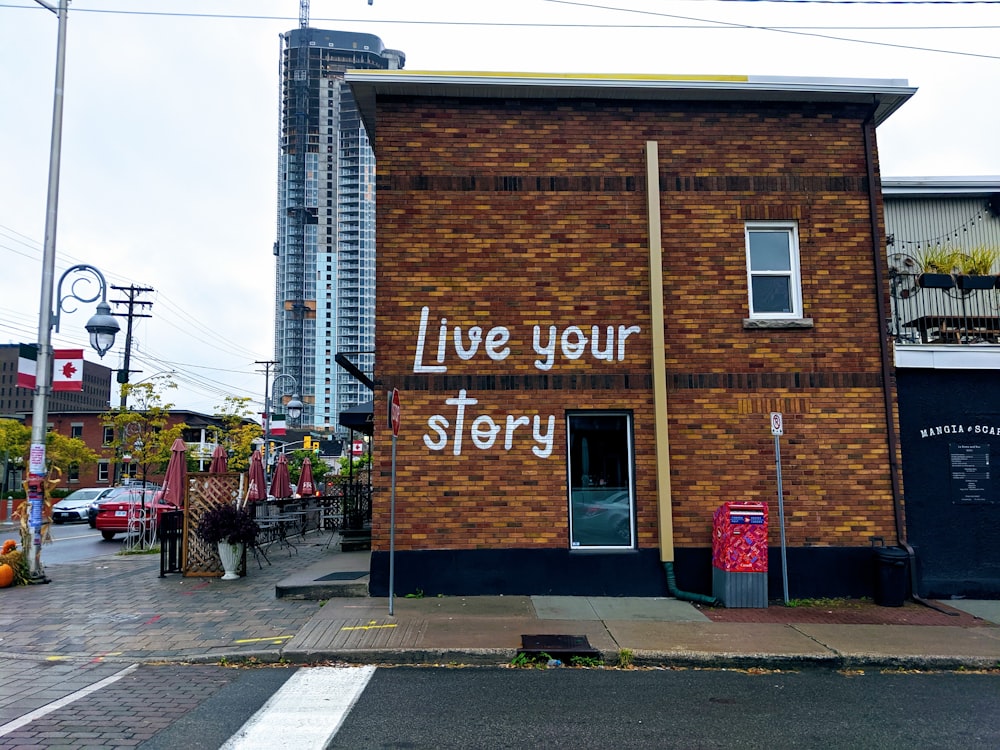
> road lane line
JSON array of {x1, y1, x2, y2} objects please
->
[
  {"x1": 0, "y1": 663, "x2": 139, "y2": 737},
  {"x1": 221, "y1": 665, "x2": 376, "y2": 749}
]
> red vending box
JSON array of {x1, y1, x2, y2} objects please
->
[{"x1": 712, "y1": 502, "x2": 768, "y2": 607}]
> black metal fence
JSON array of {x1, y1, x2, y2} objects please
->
[
  {"x1": 889, "y1": 270, "x2": 1000, "y2": 345},
  {"x1": 158, "y1": 509, "x2": 184, "y2": 577}
]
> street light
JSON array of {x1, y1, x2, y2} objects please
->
[
  {"x1": 25, "y1": 0, "x2": 120, "y2": 583},
  {"x1": 28, "y1": 263, "x2": 119, "y2": 582},
  {"x1": 263, "y1": 374, "x2": 303, "y2": 480}
]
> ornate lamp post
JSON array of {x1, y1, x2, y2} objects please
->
[
  {"x1": 28, "y1": 264, "x2": 119, "y2": 582},
  {"x1": 263, "y1": 374, "x2": 303, "y2": 482},
  {"x1": 26, "y1": 0, "x2": 120, "y2": 582}
]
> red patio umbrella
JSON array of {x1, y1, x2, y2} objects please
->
[
  {"x1": 161, "y1": 438, "x2": 188, "y2": 509},
  {"x1": 269, "y1": 452, "x2": 293, "y2": 499},
  {"x1": 297, "y1": 457, "x2": 315, "y2": 497},
  {"x1": 208, "y1": 443, "x2": 228, "y2": 473},
  {"x1": 244, "y1": 449, "x2": 268, "y2": 506}
]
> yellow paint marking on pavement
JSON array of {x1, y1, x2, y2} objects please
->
[
  {"x1": 341, "y1": 621, "x2": 398, "y2": 632},
  {"x1": 45, "y1": 656, "x2": 70, "y2": 661},
  {"x1": 234, "y1": 635, "x2": 294, "y2": 644}
]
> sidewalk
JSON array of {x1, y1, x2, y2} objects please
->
[
  {"x1": 278, "y1": 543, "x2": 1000, "y2": 671},
  {"x1": 0, "y1": 533, "x2": 998, "y2": 671}
]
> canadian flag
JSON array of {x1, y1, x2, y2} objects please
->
[{"x1": 52, "y1": 349, "x2": 84, "y2": 392}]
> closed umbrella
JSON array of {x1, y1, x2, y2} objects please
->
[
  {"x1": 244, "y1": 449, "x2": 268, "y2": 505},
  {"x1": 269, "y1": 453, "x2": 293, "y2": 499},
  {"x1": 208, "y1": 443, "x2": 228, "y2": 473},
  {"x1": 297, "y1": 457, "x2": 315, "y2": 497},
  {"x1": 161, "y1": 438, "x2": 188, "y2": 509}
]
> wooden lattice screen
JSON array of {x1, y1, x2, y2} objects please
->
[{"x1": 183, "y1": 472, "x2": 244, "y2": 577}]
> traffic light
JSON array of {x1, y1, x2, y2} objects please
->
[{"x1": 303, "y1": 436, "x2": 312, "y2": 451}]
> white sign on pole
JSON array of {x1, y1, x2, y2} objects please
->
[{"x1": 770, "y1": 412, "x2": 783, "y2": 436}]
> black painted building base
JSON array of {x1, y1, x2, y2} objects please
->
[{"x1": 369, "y1": 546, "x2": 879, "y2": 600}]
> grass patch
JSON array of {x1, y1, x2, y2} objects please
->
[{"x1": 785, "y1": 597, "x2": 870, "y2": 608}]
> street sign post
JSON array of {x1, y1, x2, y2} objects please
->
[
  {"x1": 389, "y1": 388, "x2": 400, "y2": 615},
  {"x1": 771, "y1": 412, "x2": 789, "y2": 604}
]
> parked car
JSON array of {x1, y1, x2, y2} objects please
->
[
  {"x1": 92, "y1": 486, "x2": 174, "y2": 541},
  {"x1": 52, "y1": 487, "x2": 113, "y2": 524},
  {"x1": 88, "y1": 484, "x2": 160, "y2": 528}
]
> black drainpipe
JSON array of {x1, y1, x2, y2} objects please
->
[{"x1": 862, "y1": 104, "x2": 953, "y2": 613}]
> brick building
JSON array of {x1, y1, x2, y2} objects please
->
[
  {"x1": 0, "y1": 343, "x2": 112, "y2": 417},
  {"x1": 17, "y1": 410, "x2": 240, "y2": 490},
  {"x1": 349, "y1": 72, "x2": 915, "y2": 598}
]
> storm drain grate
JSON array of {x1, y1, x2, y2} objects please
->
[{"x1": 518, "y1": 634, "x2": 600, "y2": 660}]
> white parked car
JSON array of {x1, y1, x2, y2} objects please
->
[{"x1": 52, "y1": 487, "x2": 113, "y2": 524}]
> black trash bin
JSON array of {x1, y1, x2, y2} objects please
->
[{"x1": 874, "y1": 545, "x2": 909, "y2": 607}]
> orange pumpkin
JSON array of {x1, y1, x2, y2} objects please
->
[
  {"x1": 1, "y1": 540, "x2": 15, "y2": 555},
  {"x1": 0, "y1": 563, "x2": 14, "y2": 588}
]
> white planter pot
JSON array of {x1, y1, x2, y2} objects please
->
[{"x1": 217, "y1": 542, "x2": 243, "y2": 580}]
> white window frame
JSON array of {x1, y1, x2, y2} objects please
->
[{"x1": 745, "y1": 222, "x2": 802, "y2": 319}]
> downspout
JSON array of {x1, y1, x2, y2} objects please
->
[
  {"x1": 862, "y1": 105, "x2": 947, "y2": 611},
  {"x1": 645, "y1": 140, "x2": 719, "y2": 606}
]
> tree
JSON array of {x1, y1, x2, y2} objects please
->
[
  {"x1": 45, "y1": 432, "x2": 99, "y2": 485},
  {"x1": 0, "y1": 419, "x2": 30, "y2": 493},
  {"x1": 102, "y1": 381, "x2": 186, "y2": 485},
  {"x1": 333, "y1": 450, "x2": 371, "y2": 485},
  {"x1": 286, "y1": 449, "x2": 330, "y2": 488},
  {"x1": 210, "y1": 396, "x2": 263, "y2": 473}
]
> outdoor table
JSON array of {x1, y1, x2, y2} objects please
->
[{"x1": 903, "y1": 315, "x2": 1000, "y2": 344}]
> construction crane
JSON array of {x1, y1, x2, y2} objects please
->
[{"x1": 300, "y1": 0, "x2": 373, "y2": 29}]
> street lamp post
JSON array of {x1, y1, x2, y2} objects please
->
[
  {"x1": 28, "y1": 263, "x2": 119, "y2": 582},
  {"x1": 263, "y1": 374, "x2": 303, "y2": 482},
  {"x1": 26, "y1": 0, "x2": 120, "y2": 582}
]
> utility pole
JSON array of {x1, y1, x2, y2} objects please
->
[
  {"x1": 109, "y1": 284, "x2": 153, "y2": 410},
  {"x1": 110, "y1": 284, "x2": 153, "y2": 484},
  {"x1": 256, "y1": 360, "x2": 278, "y2": 482}
]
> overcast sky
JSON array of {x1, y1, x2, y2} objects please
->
[{"x1": 1, "y1": 0, "x2": 997, "y2": 418}]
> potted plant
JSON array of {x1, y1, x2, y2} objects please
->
[
  {"x1": 956, "y1": 246, "x2": 1000, "y2": 290},
  {"x1": 195, "y1": 503, "x2": 259, "y2": 580},
  {"x1": 916, "y1": 247, "x2": 960, "y2": 289}
]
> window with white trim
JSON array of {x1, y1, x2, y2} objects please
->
[{"x1": 745, "y1": 222, "x2": 802, "y2": 318}]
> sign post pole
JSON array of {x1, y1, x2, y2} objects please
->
[
  {"x1": 771, "y1": 412, "x2": 789, "y2": 605},
  {"x1": 388, "y1": 388, "x2": 401, "y2": 616}
]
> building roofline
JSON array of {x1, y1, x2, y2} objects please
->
[
  {"x1": 346, "y1": 70, "x2": 916, "y2": 139},
  {"x1": 882, "y1": 176, "x2": 1000, "y2": 197}
]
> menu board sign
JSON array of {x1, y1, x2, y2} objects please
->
[{"x1": 949, "y1": 443, "x2": 992, "y2": 503}]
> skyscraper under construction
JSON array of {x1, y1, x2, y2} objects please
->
[{"x1": 274, "y1": 26, "x2": 403, "y2": 433}]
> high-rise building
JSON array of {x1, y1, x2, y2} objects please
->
[{"x1": 274, "y1": 27, "x2": 403, "y2": 433}]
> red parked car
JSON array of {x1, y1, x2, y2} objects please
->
[{"x1": 94, "y1": 486, "x2": 177, "y2": 541}]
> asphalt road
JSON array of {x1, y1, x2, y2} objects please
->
[
  {"x1": 4, "y1": 662, "x2": 997, "y2": 749},
  {"x1": 29, "y1": 523, "x2": 122, "y2": 564}
]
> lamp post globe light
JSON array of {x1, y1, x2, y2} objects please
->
[{"x1": 263, "y1": 374, "x2": 303, "y2": 481}]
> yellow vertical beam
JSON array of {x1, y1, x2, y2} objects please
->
[{"x1": 645, "y1": 141, "x2": 675, "y2": 562}]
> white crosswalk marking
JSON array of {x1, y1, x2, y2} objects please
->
[{"x1": 221, "y1": 665, "x2": 376, "y2": 749}]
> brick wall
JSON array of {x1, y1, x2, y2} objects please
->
[{"x1": 372, "y1": 97, "x2": 896, "y2": 554}]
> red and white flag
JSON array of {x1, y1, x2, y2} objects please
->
[
  {"x1": 269, "y1": 414, "x2": 287, "y2": 437},
  {"x1": 17, "y1": 343, "x2": 37, "y2": 389},
  {"x1": 52, "y1": 349, "x2": 84, "y2": 391}
]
